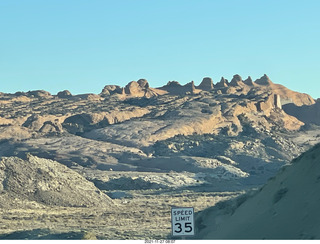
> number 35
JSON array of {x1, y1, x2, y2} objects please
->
[{"x1": 174, "y1": 222, "x2": 193, "y2": 233}]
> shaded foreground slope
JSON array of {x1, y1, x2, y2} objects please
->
[{"x1": 195, "y1": 143, "x2": 320, "y2": 239}]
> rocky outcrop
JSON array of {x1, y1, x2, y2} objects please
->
[
  {"x1": 253, "y1": 74, "x2": 315, "y2": 106},
  {"x1": 0, "y1": 154, "x2": 112, "y2": 207},
  {"x1": 215, "y1": 77, "x2": 228, "y2": 88},
  {"x1": 10, "y1": 90, "x2": 51, "y2": 99},
  {"x1": 137, "y1": 79, "x2": 149, "y2": 89},
  {"x1": 243, "y1": 76, "x2": 254, "y2": 86},
  {"x1": 100, "y1": 85, "x2": 123, "y2": 96},
  {"x1": 57, "y1": 90, "x2": 72, "y2": 98},
  {"x1": 255, "y1": 93, "x2": 282, "y2": 113},
  {"x1": 254, "y1": 74, "x2": 273, "y2": 86},
  {"x1": 184, "y1": 81, "x2": 197, "y2": 94},
  {"x1": 22, "y1": 114, "x2": 65, "y2": 133},
  {"x1": 74, "y1": 93, "x2": 102, "y2": 101},
  {"x1": 274, "y1": 94, "x2": 282, "y2": 109},
  {"x1": 27, "y1": 90, "x2": 52, "y2": 98},
  {"x1": 101, "y1": 79, "x2": 166, "y2": 98},
  {"x1": 197, "y1": 77, "x2": 214, "y2": 91},
  {"x1": 62, "y1": 108, "x2": 150, "y2": 134},
  {"x1": 229, "y1": 74, "x2": 245, "y2": 87},
  {"x1": 125, "y1": 81, "x2": 144, "y2": 96}
]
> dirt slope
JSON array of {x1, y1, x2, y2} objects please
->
[
  {"x1": 0, "y1": 154, "x2": 113, "y2": 208},
  {"x1": 195, "y1": 143, "x2": 320, "y2": 239}
]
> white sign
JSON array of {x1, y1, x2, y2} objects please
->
[{"x1": 171, "y1": 207, "x2": 194, "y2": 236}]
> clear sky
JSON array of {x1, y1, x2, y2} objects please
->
[{"x1": 0, "y1": 0, "x2": 319, "y2": 98}]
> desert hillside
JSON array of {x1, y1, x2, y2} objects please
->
[
  {"x1": 0, "y1": 74, "x2": 320, "y2": 239},
  {"x1": 194, "y1": 143, "x2": 320, "y2": 239}
]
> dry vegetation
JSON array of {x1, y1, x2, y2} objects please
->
[{"x1": 0, "y1": 190, "x2": 240, "y2": 239}]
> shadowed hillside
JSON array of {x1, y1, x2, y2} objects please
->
[{"x1": 194, "y1": 143, "x2": 320, "y2": 239}]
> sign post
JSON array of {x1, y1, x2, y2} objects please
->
[{"x1": 171, "y1": 207, "x2": 195, "y2": 237}]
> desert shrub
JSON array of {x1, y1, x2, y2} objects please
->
[{"x1": 82, "y1": 231, "x2": 97, "y2": 240}]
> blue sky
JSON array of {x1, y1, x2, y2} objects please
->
[{"x1": 0, "y1": 0, "x2": 319, "y2": 98}]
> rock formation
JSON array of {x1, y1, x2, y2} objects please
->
[
  {"x1": 254, "y1": 74, "x2": 273, "y2": 86},
  {"x1": 57, "y1": 90, "x2": 72, "y2": 98},
  {"x1": 197, "y1": 77, "x2": 214, "y2": 91},
  {"x1": 229, "y1": 74, "x2": 245, "y2": 87},
  {"x1": 125, "y1": 81, "x2": 144, "y2": 96},
  {"x1": 100, "y1": 85, "x2": 123, "y2": 96},
  {"x1": 243, "y1": 76, "x2": 254, "y2": 86},
  {"x1": 137, "y1": 79, "x2": 149, "y2": 89},
  {"x1": 27, "y1": 90, "x2": 52, "y2": 98},
  {"x1": 215, "y1": 77, "x2": 228, "y2": 88}
]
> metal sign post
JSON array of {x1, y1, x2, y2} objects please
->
[{"x1": 171, "y1": 207, "x2": 195, "y2": 237}]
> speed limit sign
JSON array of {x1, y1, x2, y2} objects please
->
[{"x1": 171, "y1": 207, "x2": 194, "y2": 236}]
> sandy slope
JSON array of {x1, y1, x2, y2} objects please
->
[{"x1": 195, "y1": 143, "x2": 320, "y2": 239}]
